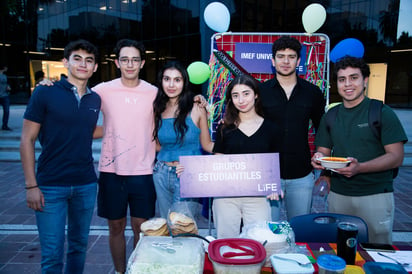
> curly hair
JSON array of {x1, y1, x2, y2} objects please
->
[
  {"x1": 272, "y1": 36, "x2": 302, "y2": 59},
  {"x1": 333, "y1": 56, "x2": 370, "y2": 81}
]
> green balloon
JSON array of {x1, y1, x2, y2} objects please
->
[{"x1": 187, "y1": 61, "x2": 211, "y2": 84}]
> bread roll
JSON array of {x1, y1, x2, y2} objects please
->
[
  {"x1": 168, "y1": 212, "x2": 198, "y2": 235},
  {"x1": 169, "y1": 212, "x2": 193, "y2": 225},
  {"x1": 140, "y1": 218, "x2": 169, "y2": 236}
]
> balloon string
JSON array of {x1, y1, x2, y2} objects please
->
[
  {"x1": 207, "y1": 53, "x2": 234, "y2": 131},
  {"x1": 302, "y1": 41, "x2": 329, "y2": 97}
]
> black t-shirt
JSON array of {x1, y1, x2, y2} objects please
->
[{"x1": 213, "y1": 119, "x2": 281, "y2": 154}]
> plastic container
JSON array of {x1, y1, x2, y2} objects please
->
[
  {"x1": 363, "y1": 262, "x2": 408, "y2": 274},
  {"x1": 126, "y1": 236, "x2": 204, "y2": 274},
  {"x1": 344, "y1": 265, "x2": 365, "y2": 274},
  {"x1": 317, "y1": 254, "x2": 346, "y2": 274},
  {"x1": 240, "y1": 221, "x2": 295, "y2": 267},
  {"x1": 270, "y1": 253, "x2": 314, "y2": 274},
  {"x1": 208, "y1": 238, "x2": 266, "y2": 274}
]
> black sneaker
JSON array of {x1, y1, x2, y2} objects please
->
[{"x1": 2, "y1": 126, "x2": 12, "y2": 130}]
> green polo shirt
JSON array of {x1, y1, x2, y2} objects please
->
[{"x1": 315, "y1": 97, "x2": 407, "y2": 196}]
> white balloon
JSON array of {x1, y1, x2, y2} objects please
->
[
  {"x1": 302, "y1": 3, "x2": 327, "y2": 34},
  {"x1": 204, "y1": 2, "x2": 230, "y2": 33}
]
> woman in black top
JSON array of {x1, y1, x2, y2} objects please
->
[{"x1": 212, "y1": 74, "x2": 283, "y2": 238}]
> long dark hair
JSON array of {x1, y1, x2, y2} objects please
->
[
  {"x1": 222, "y1": 74, "x2": 264, "y2": 130},
  {"x1": 153, "y1": 61, "x2": 194, "y2": 144}
]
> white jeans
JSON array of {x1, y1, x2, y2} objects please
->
[{"x1": 212, "y1": 196, "x2": 271, "y2": 239}]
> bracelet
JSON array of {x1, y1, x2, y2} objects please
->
[{"x1": 25, "y1": 185, "x2": 39, "y2": 190}]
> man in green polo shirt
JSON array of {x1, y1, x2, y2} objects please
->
[{"x1": 311, "y1": 56, "x2": 407, "y2": 244}]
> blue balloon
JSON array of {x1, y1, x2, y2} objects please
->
[{"x1": 330, "y1": 38, "x2": 364, "y2": 63}]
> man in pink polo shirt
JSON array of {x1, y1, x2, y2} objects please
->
[
  {"x1": 94, "y1": 39, "x2": 207, "y2": 274},
  {"x1": 93, "y1": 39, "x2": 157, "y2": 274}
]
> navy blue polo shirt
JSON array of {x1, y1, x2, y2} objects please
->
[{"x1": 24, "y1": 78, "x2": 101, "y2": 186}]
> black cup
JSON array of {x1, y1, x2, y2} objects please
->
[{"x1": 337, "y1": 222, "x2": 358, "y2": 265}]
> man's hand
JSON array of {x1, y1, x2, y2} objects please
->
[
  {"x1": 311, "y1": 152, "x2": 326, "y2": 169},
  {"x1": 332, "y1": 157, "x2": 360, "y2": 178},
  {"x1": 37, "y1": 79, "x2": 54, "y2": 86},
  {"x1": 26, "y1": 188, "x2": 44, "y2": 211}
]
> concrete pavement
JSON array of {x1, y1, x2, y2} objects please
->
[{"x1": 0, "y1": 105, "x2": 411, "y2": 273}]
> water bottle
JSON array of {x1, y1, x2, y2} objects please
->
[{"x1": 311, "y1": 176, "x2": 330, "y2": 213}]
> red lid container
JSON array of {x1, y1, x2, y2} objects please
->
[{"x1": 208, "y1": 238, "x2": 266, "y2": 265}]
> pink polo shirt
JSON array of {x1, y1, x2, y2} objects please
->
[{"x1": 93, "y1": 78, "x2": 157, "y2": 175}]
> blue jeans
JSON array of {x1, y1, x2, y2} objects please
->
[
  {"x1": 270, "y1": 172, "x2": 314, "y2": 221},
  {"x1": 153, "y1": 161, "x2": 197, "y2": 218},
  {"x1": 35, "y1": 183, "x2": 97, "y2": 274}
]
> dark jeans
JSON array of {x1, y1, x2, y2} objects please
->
[{"x1": 0, "y1": 95, "x2": 10, "y2": 128}]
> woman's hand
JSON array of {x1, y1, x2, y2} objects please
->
[
  {"x1": 176, "y1": 164, "x2": 184, "y2": 178},
  {"x1": 266, "y1": 189, "x2": 284, "y2": 200},
  {"x1": 194, "y1": 94, "x2": 208, "y2": 108}
]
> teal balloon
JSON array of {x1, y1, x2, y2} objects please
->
[{"x1": 187, "y1": 61, "x2": 211, "y2": 85}]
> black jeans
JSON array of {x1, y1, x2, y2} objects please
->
[{"x1": 0, "y1": 95, "x2": 10, "y2": 128}]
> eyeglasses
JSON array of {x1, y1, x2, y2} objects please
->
[{"x1": 119, "y1": 57, "x2": 142, "y2": 66}]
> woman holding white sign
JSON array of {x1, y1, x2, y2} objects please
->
[
  {"x1": 212, "y1": 74, "x2": 283, "y2": 239},
  {"x1": 152, "y1": 61, "x2": 214, "y2": 218}
]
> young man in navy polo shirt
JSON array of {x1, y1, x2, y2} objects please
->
[{"x1": 20, "y1": 39, "x2": 101, "y2": 273}]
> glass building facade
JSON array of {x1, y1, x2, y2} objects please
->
[{"x1": 1, "y1": 0, "x2": 411, "y2": 107}]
